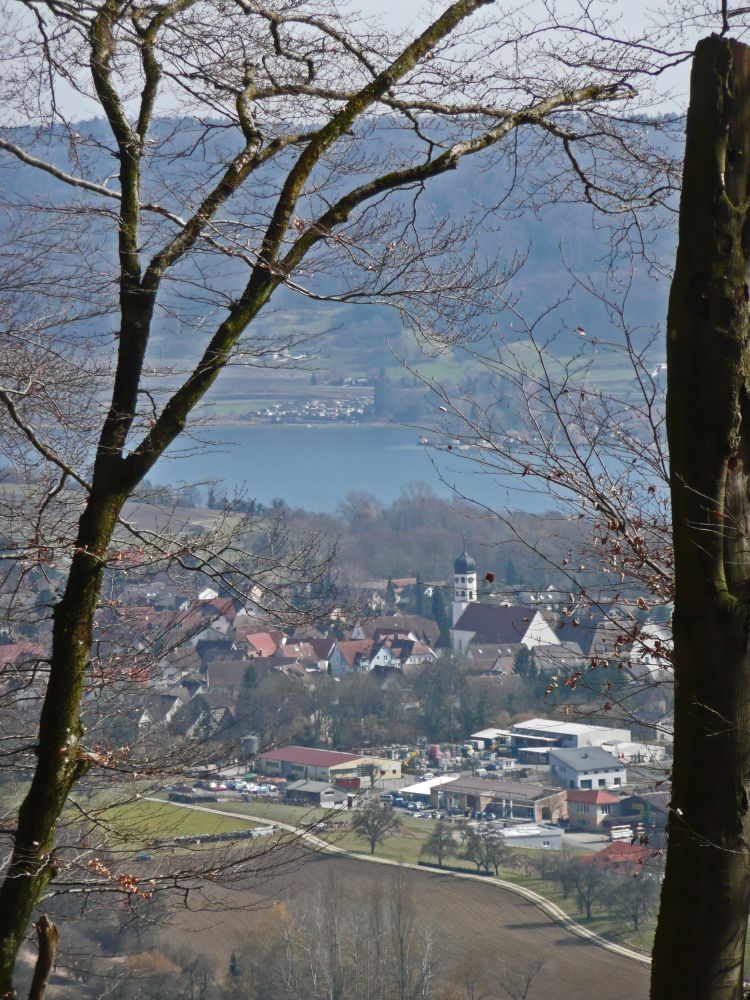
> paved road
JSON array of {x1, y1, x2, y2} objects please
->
[{"x1": 146, "y1": 795, "x2": 650, "y2": 968}]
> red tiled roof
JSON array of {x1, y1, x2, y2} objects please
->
[
  {"x1": 242, "y1": 632, "x2": 279, "y2": 657},
  {"x1": 583, "y1": 841, "x2": 659, "y2": 872},
  {"x1": 372, "y1": 629, "x2": 414, "y2": 642},
  {"x1": 259, "y1": 746, "x2": 360, "y2": 767},
  {"x1": 567, "y1": 789, "x2": 621, "y2": 806}
]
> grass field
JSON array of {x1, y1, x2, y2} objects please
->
[{"x1": 98, "y1": 799, "x2": 258, "y2": 847}]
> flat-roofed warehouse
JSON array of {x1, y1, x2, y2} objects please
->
[
  {"x1": 431, "y1": 777, "x2": 567, "y2": 823},
  {"x1": 510, "y1": 718, "x2": 631, "y2": 750},
  {"x1": 254, "y1": 745, "x2": 401, "y2": 783},
  {"x1": 400, "y1": 775, "x2": 457, "y2": 804}
]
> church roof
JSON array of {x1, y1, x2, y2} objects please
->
[
  {"x1": 453, "y1": 604, "x2": 544, "y2": 643},
  {"x1": 454, "y1": 539, "x2": 476, "y2": 574}
]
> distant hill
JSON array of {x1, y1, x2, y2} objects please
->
[{"x1": 0, "y1": 116, "x2": 677, "y2": 390}]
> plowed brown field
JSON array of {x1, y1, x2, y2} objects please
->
[{"x1": 159, "y1": 852, "x2": 649, "y2": 998}]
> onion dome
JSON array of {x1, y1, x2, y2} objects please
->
[{"x1": 454, "y1": 539, "x2": 476, "y2": 574}]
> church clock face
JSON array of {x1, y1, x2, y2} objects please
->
[{"x1": 452, "y1": 539, "x2": 478, "y2": 630}]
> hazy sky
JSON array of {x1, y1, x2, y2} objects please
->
[
  {"x1": 351, "y1": 0, "x2": 695, "y2": 104},
  {"x1": 46, "y1": 0, "x2": 698, "y2": 120}
]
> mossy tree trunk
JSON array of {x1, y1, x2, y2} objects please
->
[{"x1": 653, "y1": 34, "x2": 750, "y2": 1000}]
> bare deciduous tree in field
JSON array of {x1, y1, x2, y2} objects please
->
[
  {"x1": 350, "y1": 802, "x2": 402, "y2": 855},
  {"x1": 0, "y1": 0, "x2": 682, "y2": 992}
]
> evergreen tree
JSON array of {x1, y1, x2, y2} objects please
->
[
  {"x1": 505, "y1": 557, "x2": 519, "y2": 586},
  {"x1": 385, "y1": 576, "x2": 397, "y2": 611},
  {"x1": 415, "y1": 571, "x2": 427, "y2": 617},
  {"x1": 228, "y1": 952, "x2": 241, "y2": 978},
  {"x1": 431, "y1": 587, "x2": 451, "y2": 648},
  {"x1": 513, "y1": 646, "x2": 533, "y2": 676}
]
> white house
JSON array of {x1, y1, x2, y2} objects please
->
[
  {"x1": 329, "y1": 636, "x2": 435, "y2": 676},
  {"x1": 548, "y1": 746, "x2": 627, "y2": 790}
]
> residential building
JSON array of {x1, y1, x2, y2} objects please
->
[
  {"x1": 549, "y1": 746, "x2": 627, "y2": 790},
  {"x1": 330, "y1": 636, "x2": 435, "y2": 676},
  {"x1": 566, "y1": 789, "x2": 622, "y2": 830},
  {"x1": 204, "y1": 658, "x2": 252, "y2": 694},
  {"x1": 350, "y1": 614, "x2": 440, "y2": 647}
]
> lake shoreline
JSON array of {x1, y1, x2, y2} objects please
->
[{"x1": 153, "y1": 423, "x2": 557, "y2": 515}]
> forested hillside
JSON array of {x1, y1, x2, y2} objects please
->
[{"x1": 0, "y1": 116, "x2": 677, "y2": 381}]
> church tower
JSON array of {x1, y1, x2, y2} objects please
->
[{"x1": 452, "y1": 538, "x2": 478, "y2": 626}]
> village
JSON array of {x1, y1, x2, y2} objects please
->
[
  {"x1": 242, "y1": 390, "x2": 372, "y2": 424},
  {"x1": 1, "y1": 539, "x2": 672, "y2": 915}
]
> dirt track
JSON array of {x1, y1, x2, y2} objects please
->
[{"x1": 160, "y1": 851, "x2": 649, "y2": 999}]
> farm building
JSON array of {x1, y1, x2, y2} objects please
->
[
  {"x1": 254, "y1": 745, "x2": 401, "y2": 784},
  {"x1": 284, "y1": 781, "x2": 349, "y2": 808},
  {"x1": 510, "y1": 718, "x2": 631, "y2": 751}
]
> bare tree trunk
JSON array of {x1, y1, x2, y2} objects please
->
[
  {"x1": 653, "y1": 34, "x2": 750, "y2": 1000},
  {"x1": 0, "y1": 490, "x2": 122, "y2": 998},
  {"x1": 27, "y1": 916, "x2": 58, "y2": 1000}
]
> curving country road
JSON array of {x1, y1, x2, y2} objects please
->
[{"x1": 148, "y1": 796, "x2": 651, "y2": 988}]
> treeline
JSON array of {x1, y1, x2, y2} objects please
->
[
  {"x1": 197, "y1": 482, "x2": 596, "y2": 589},
  {"x1": 230, "y1": 655, "x2": 659, "y2": 750}
]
